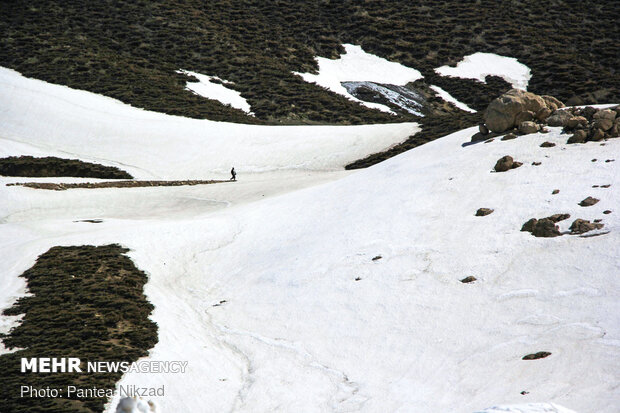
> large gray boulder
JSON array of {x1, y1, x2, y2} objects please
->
[
  {"x1": 547, "y1": 109, "x2": 573, "y2": 127},
  {"x1": 484, "y1": 89, "x2": 548, "y2": 133}
]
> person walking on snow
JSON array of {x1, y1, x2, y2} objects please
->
[{"x1": 230, "y1": 167, "x2": 237, "y2": 181}]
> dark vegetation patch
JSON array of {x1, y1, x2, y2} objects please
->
[
  {"x1": 345, "y1": 112, "x2": 482, "y2": 169},
  {"x1": 0, "y1": 245, "x2": 158, "y2": 413},
  {"x1": 8, "y1": 179, "x2": 229, "y2": 190},
  {"x1": 1, "y1": 0, "x2": 618, "y2": 126},
  {"x1": 0, "y1": 156, "x2": 133, "y2": 179}
]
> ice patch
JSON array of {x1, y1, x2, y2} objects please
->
[
  {"x1": 430, "y1": 85, "x2": 477, "y2": 113},
  {"x1": 178, "y1": 69, "x2": 252, "y2": 114},
  {"x1": 435, "y1": 52, "x2": 532, "y2": 90},
  {"x1": 294, "y1": 44, "x2": 423, "y2": 113},
  {"x1": 341, "y1": 81, "x2": 425, "y2": 116}
]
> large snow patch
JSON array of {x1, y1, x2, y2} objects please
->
[{"x1": 435, "y1": 52, "x2": 532, "y2": 90}]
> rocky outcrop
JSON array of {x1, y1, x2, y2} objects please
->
[
  {"x1": 521, "y1": 217, "x2": 562, "y2": 237},
  {"x1": 494, "y1": 155, "x2": 522, "y2": 172},
  {"x1": 569, "y1": 219, "x2": 604, "y2": 234},
  {"x1": 546, "y1": 110, "x2": 572, "y2": 127},
  {"x1": 521, "y1": 213, "x2": 570, "y2": 237},
  {"x1": 476, "y1": 89, "x2": 619, "y2": 143},
  {"x1": 484, "y1": 89, "x2": 553, "y2": 133},
  {"x1": 563, "y1": 105, "x2": 620, "y2": 143}
]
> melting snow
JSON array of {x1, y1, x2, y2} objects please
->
[
  {"x1": 294, "y1": 44, "x2": 423, "y2": 113},
  {"x1": 435, "y1": 52, "x2": 532, "y2": 90},
  {"x1": 430, "y1": 84, "x2": 477, "y2": 113},
  {"x1": 342, "y1": 81, "x2": 425, "y2": 116},
  {"x1": 178, "y1": 69, "x2": 253, "y2": 114}
]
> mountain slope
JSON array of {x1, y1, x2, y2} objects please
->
[
  {"x1": 1, "y1": 0, "x2": 618, "y2": 123},
  {"x1": 0, "y1": 71, "x2": 618, "y2": 412}
]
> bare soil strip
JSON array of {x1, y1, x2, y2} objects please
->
[{"x1": 7, "y1": 179, "x2": 232, "y2": 191}]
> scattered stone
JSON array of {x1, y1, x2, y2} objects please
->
[
  {"x1": 594, "y1": 118, "x2": 613, "y2": 131},
  {"x1": 521, "y1": 391, "x2": 530, "y2": 395},
  {"x1": 567, "y1": 129, "x2": 588, "y2": 143},
  {"x1": 606, "y1": 159, "x2": 615, "y2": 163},
  {"x1": 547, "y1": 213, "x2": 570, "y2": 223},
  {"x1": 521, "y1": 218, "x2": 538, "y2": 233},
  {"x1": 494, "y1": 155, "x2": 522, "y2": 172},
  {"x1": 479, "y1": 124, "x2": 489, "y2": 135},
  {"x1": 591, "y1": 159, "x2": 597, "y2": 162},
  {"x1": 593, "y1": 109, "x2": 617, "y2": 121},
  {"x1": 592, "y1": 185, "x2": 599, "y2": 188},
  {"x1": 74, "y1": 219, "x2": 103, "y2": 223},
  {"x1": 594, "y1": 219, "x2": 602, "y2": 223},
  {"x1": 470, "y1": 132, "x2": 487, "y2": 142},
  {"x1": 475, "y1": 208, "x2": 494, "y2": 216},
  {"x1": 601, "y1": 184, "x2": 611, "y2": 188},
  {"x1": 519, "y1": 121, "x2": 539, "y2": 134},
  {"x1": 541, "y1": 95, "x2": 564, "y2": 111},
  {"x1": 569, "y1": 219, "x2": 604, "y2": 234},
  {"x1": 372, "y1": 255, "x2": 382, "y2": 261},
  {"x1": 590, "y1": 128, "x2": 605, "y2": 141},
  {"x1": 578, "y1": 197, "x2": 599, "y2": 207},
  {"x1": 540, "y1": 127, "x2": 549, "y2": 133},
  {"x1": 532, "y1": 161, "x2": 541, "y2": 166},
  {"x1": 522, "y1": 351, "x2": 551, "y2": 360},
  {"x1": 501, "y1": 133, "x2": 518, "y2": 141},
  {"x1": 540, "y1": 141, "x2": 555, "y2": 148},
  {"x1": 460, "y1": 276, "x2": 477, "y2": 283},
  {"x1": 552, "y1": 189, "x2": 560, "y2": 194},
  {"x1": 566, "y1": 116, "x2": 588, "y2": 129},
  {"x1": 355, "y1": 277, "x2": 362, "y2": 281},
  {"x1": 603, "y1": 210, "x2": 612, "y2": 214},
  {"x1": 547, "y1": 110, "x2": 572, "y2": 127}
]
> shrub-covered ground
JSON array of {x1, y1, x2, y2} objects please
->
[
  {"x1": 1, "y1": 0, "x2": 618, "y2": 125},
  {"x1": 0, "y1": 245, "x2": 158, "y2": 413},
  {"x1": 0, "y1": 156, "x2": 133, "y2": 179}
]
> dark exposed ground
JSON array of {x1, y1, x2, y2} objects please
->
[
  {"x1": 8, "y1": 179, "x2": 230, "y2": 190},
  {"x1": 1, "y1": 0, "x2": 618, "y2": 126},
  {"x1": 0, "y1": 156, "x2": 133, "y2": 179},
  {"x1": 0, "y1": 245, "x2": 158, "y2": 413}
]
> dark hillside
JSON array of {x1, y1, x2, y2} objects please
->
[{"x1": 1, "y1": 0, "x2": 618, "y2": 124}]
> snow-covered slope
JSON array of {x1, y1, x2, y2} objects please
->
[
  {"x1": 1, "y1": 70, "x2": 619, "y2": 413},
  {"x1": 178, "y1": 69, "x2": 253, "y2": 114},
  {"x1": 294, "y1": 44, "x2": 423, "y2": 113},
  {"x1": 0, "y1": 67, "x2": 417, "y2": 179},
  {"x1": 435, "y1": 53, "x2": 532, "y2": 90}
]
